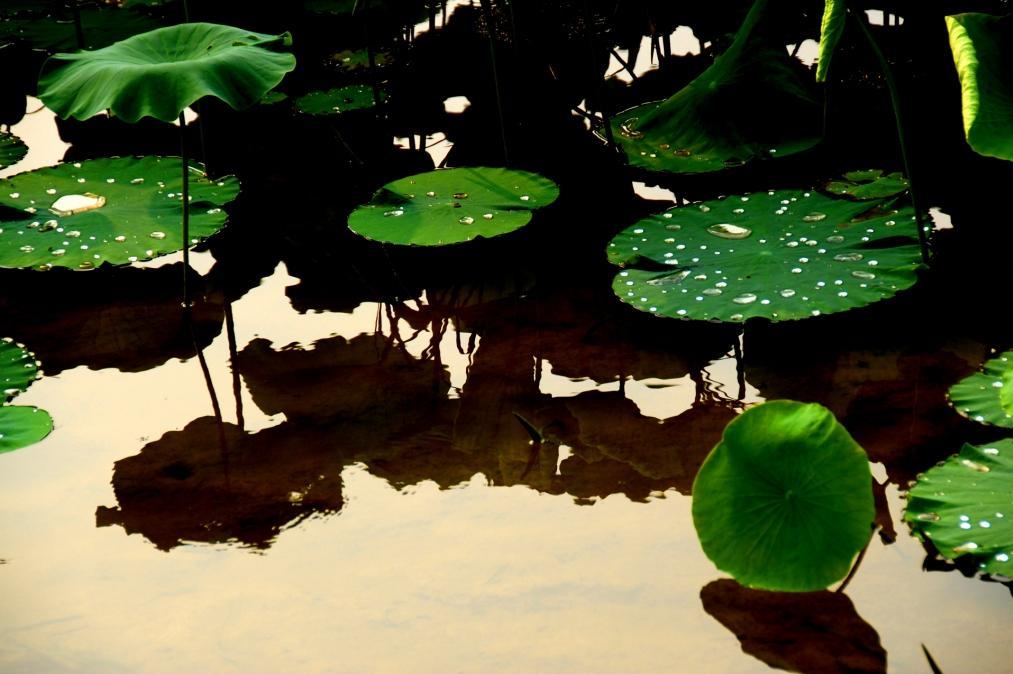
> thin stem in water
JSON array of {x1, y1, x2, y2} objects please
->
[{"x1": 179, "y1": 113, "x2": 191, "y2": 307}]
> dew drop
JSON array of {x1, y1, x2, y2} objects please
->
[
  {"x1": 851, "y1": 270, "x2": 876, "y2": 280},
  {"x1": 732, "y1": 293, "x2": 757, "y2": 305},
  {"x1": 459, "y1": 216, "x2": 475, "y2": 225},
  {"x1": 780, "y1": 289, "x2": 796, "y2": 298},
  {"x1": 834, "y1": 252, "x2": 864, "y2": 262},
  {"x1": 150, "y1": 231, "x2": 167, "y2": 240},
  {"x1": 961, "y1": 459, "x2": 990, "y2": 473},
  {"x1": 706, "y1": 223, "x2": 752, "y2": 240},
  {"x1": 802, "y1": 212, "x2": 827, "y2": 222}
]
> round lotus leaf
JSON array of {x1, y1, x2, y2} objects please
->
[
  {"x1": 692, "y1": 400, "x2": 875, "y2": 591},
  {"x1": 826, "y1": 170, "x2": 910, "y2": 200},
  {"x1": 294, "y1": 85, "x2": 383, "y2": 116},
  {"x1": 0, "y1": 406, "x2": 53, "y2": 454},
  {"x1": 948, "y1": 351, "x2": 1013, "y2": 428},
  {"x1": 347, "y1": 167, "x2": 560, "y2": 246},
  {"x1": 904, "y1": 439, "x2": 1013, "y2": 577},
  {"x1": 0, "y1": 156, "x2": 239, "y2": 270},
  {"x1": 612, "y1": 0, "x2": 821, "y2": 174},
  {"x1": 0, "y1": 132, "x2": 28, "y2": 170},
  {"x1": 1, "y1": 338, "x2": 40, "y2": 402},
  {"x1": 607, "y1": 189, "x2": 924, "y2": 322},
  {"x1": 38, "y1": 23, "x2": 297, "y2": 123}
]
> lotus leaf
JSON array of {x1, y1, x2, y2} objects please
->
[
  {"x1": 948, "y1": 351, "x2": 1013, "y2": 428},
  {"x1": 38, "y1": 23, "x2": 297, "y2": 124},
  {"x1": 0, "y1": 132, "x2": 28, "y2": 170},
  {"x1": 347, "y1": 167, "x2": 559, "y2": 246},
  {"x1": 904, "y1": 439, "x2": 1013, "y2": 576},
  {"x1": 330, "y1": 48, "x2": 391, "y2": 72},
  {"x1": 826, "y1": 170, "x2": 910, "y2": 200},
  {"x1": 692, "y1": 400, "x2": 875, "y2": 591},
  {"x1": 607, "y1": 188, "x2": 923, "y2": 322},
  {"x1": 611, "y1": 0, "x2": 821, "y2": 174},
  {"x1": 1, "y1": 338, "x2": 40, "y2": 401},
  {"x1": 0, "y1": 5, "x2": 161, "y2": 51},
  {"x1": 816, "y1": 0, "x2": 845, "y2": 83},
  {"x1": 294, "y1": 85, "x2": 383, "y2": 116},
  {"x1": 0, "y1": 406, "x2": 53, "y2": 454},
  {"x1": 0, "y1": 156, "x2": 239, "y2": 270},
  {"x1": 946, "y1": 13, "x2": 1013, "y2": 162}
]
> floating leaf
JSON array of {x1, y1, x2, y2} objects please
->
[
  {"x1": 0, "y1": 338, "x2": 40, "y2": 402},
  {"x1": 0, "y1": 156, "x2": 239, "y2": 270},
  {"x1": 38, "y1": 23, "x2": 296, "y2": 123},
  {"x1": 947, "y1": 350, "x2": 1013, "y2": 428},
  {"x1": 611, "y1": 0, "x2": 821, "y2": 173},
  {"x1": 607, "y1": 188, "x2": 923, "y2": 322},
  {"x1": 347, "y1": 167, "x2": 559, "y2": 246},
  {"x1": 826, "y1": 170, "x2": 910, "y2": 200},
  {"x1": 945, "y1": 13, "x2": 1013, "y2": 162},
  {"x1": 0, "y1": 5, "x2": 161, "y2": 51},
  {"x1": 692, "y1": 400, "x2": 875, "y2": 591},
  {"x1": 816, "y1": 0, "x2": 846, "y2": 83},
  {"x1": 0, "y1": 132, "x2": 28, "y2": 170},
  {"x1": 294, "y1": 85, "x2": 383, "y2": 116},
  {"x1": 0, "y1": 406, "x2": 53, "y2": 454},
  {"x1": 904, "y1": 439, "x2": 1013, "y2": 577},
  {"x1": 329, "y1": 48, "x2": 391, "y2": 73}
]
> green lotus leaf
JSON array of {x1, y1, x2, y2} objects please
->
[
  {"x1": 1, "y1": 338, "x2": 40, "y2": 402},
  {"x1": 0, "y1": 156, "x2": 239, "y2": 270},
  {"x1": 692, "y1": 400, "x2": 875, "y2": 591},
  {"x1": 904, "y1": 439, "x2": 1013, "y2": 577},
  {"x1": 946, "y1": 13, "x2": 1013, "y2": 162},
  {"x1": 38, "y1": 23, "x2": 297, "y2": 124},
  {"x1": 0, "y1": 5, "x2": 161, "y2": 51},
  {"x1": 948, "y1": 351, "x2": 1013, "y2": 428},
  {"x1": 815, "y1": 0, "x2": 845, "y2": 82},
  {"x1": 347, "y1": 167, "x2": 560, "y2": 246},
  {"x1": 826, "y1": 170, "x2": 910, "y2": 200},
  {"x1": 329, "y1": 48, "x2": 391, "y2": 72},
  {"x1": 0, "y1": 406, "x2": 53, "y2": 454},
  {"x1": 607, "y1": 188, "x2": 923, "y2": 323},
  {"x1": 611, "y1": 0, "x2": 821, "y2": 174},
  {"x1": 294, "y1": 85, "x2": 383, "y2": 116},
  {"x1": 0, "y1": 132, "x2": 28, "y2": 170}
]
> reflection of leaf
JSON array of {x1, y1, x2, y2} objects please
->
[
  {"x1": 0, "y1": 132, "x2": 27, "y2": 170},
  {"x1": 96, "y1": 418, "x2": 345, "y2": 550},
  {"x1": 348, "y1": 167, "x2": 559, "y2": 246},
  {"x1": 608, "y1": 189, "x2": 923, "y2": 323},
  {"x1": 692, "y1": 401, "x2": 875, "y2": 591},
  {"x1": 948, "y1": 350, "x2": 1013, "y2": 428},
  {"x1": 0, "y1": 157, "x2": 239, "y2": 270},
  {"x1": 701, "y1": 579, "x2": 887, "y2": 674},
  {"x1": 815, "y1": 0, "x2": 845, "y2": 83},
  {"x1": 904, "y1": 439, "x2": 1013, "y2": 577},
  {"x1": 39, "y1": 23, "x2": 296, "y2": 123},
  {"x1": 612, "y1": 0, "x2": 820, "y2": 173},
  {"x1": 945, "y1": 13, "x2": 1013, "y2": 162}
]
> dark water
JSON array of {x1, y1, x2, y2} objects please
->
[{"x1": 2, "y1": 2, "x2": 1013, "y2": 673}]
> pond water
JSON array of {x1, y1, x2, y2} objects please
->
[{"x1": 2, "y1": 2, "x2": 1012, "y2": 673}]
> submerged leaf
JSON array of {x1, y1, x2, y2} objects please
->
[
  {"x1": 348, "y1": 167, "x2": 559, "y2": 246},
  {"x1": 38, "y1": 23, "x2": 296, "y2": 123},
  {"x1": 948, "y1": 350, "x2": 1013, "y2": 428},
  {"x1": 905, "y1": 439, "x2": 1013, "y2": 577},
  {"x1": 816, "y1": 0, "x2": 846, "y2": 83},
  {"x1": 692, "y1": 400, "x2": 875, "y2": 591},
  {"x1": 607, "y1": 188, "x2": 923, "y2": 322},
  {"x1": 0, "y1": 156, "x2": 239, "y2": 270},
  {"x1": 0, "y1": 406, "x2": 53, "y2": 454},
  {"x1": 946, "y1": 13, "x2": 1013, "y2": 162},
  {"x1": 611, "y1": 0, "x2": 821, "y2": 173},
  {"x1": 0, "y1": 132, "x2": 28, "y2": 170}
]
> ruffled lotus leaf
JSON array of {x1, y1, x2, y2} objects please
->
[
  {"x1": 0, "y1": 133, "x2": 28, "y2": 170},
  {"x1": 38, "y1": 22, "x2": 296, "y2": 124},
  {"x1": 348, "y1": 167, "x2": 559, "y2": 246},
  {"x1": 946, "y1": 12, "x2": 1013, "y2": 162},
  {"x1": 905, "y1": 439, "x2": 1013, "y2": 577},
  {"x1": 692, "y1": 401, "x2": 875, "y2": 591},
  {"x1": 0, "y1": 156, "x2": 239, "y2": 270},
  {"x1": 948, "y1": 350, "x2": 1013, "y2": 428},
  {"x1": 611, "y1": 0, "x2": 821, "y2": 174},
  {"x1": 607, "y1": 188, "x2": 923, "y2": 323}
]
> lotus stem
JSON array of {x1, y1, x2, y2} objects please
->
[
  {"x1": 179, "y1": 112, "x2": 191, "y2": 307},
  {"x1": 851, "y1": 9, "x2": 930, "y2": 264},
  {"x1": 478, "y1": 0, "x2": 510, "y2": 163},
  {"x1": 70, "y1": 0, "x2": 84, "y2": 49},
  {"x1": 224, "y1": 302, "x2": 244, "y2": 431}
]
